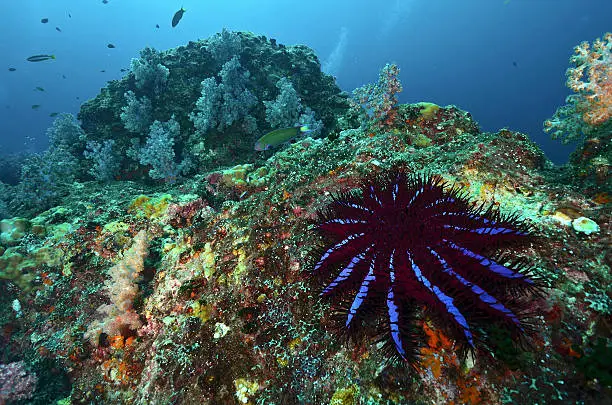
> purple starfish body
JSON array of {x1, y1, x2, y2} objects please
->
[{"x1": 312, "y1": 172, "x2": 540, "y2": 363}]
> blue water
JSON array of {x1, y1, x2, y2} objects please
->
[{"x1": 1, "y1": 0, "x2": 610, "y2": 163}]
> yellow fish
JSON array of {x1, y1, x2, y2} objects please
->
[{"x1": 254, "y1": 125, "x2": 310, "y2": 151}]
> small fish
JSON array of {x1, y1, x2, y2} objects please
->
[
  {"x1": 102, "y1": 0, "x2": 109, "y2": 3},
  {"x1": 255, "y1": 125, "x2": 311, "y2": 151},
  {"x1": 68, "y1": 13, "x2": 71, "y2": 18},
  {"x1": 155, "y1": 24, "x2": 160, "y2": 29},
  {"x1": 62, "y1": 74, "x2": 66, "y2": 79},
  {"x1": 172, "y1": 7, "x2": 185, "y2": 27},
  {"x1": 512, "y1": 61, "x2": 518, "y2": 67},
  {"x1": 120, "y1": 68, "x2": 127, "y2": 72},
  {"x1": 49, "y1": 112, "x2": 59, "y2": 117},
  {"x1": 56, "y1": 26, "x2": 62, "y2": 32},
  {"x1": 31, "y1": 104, "x2": 41, "y2": 109},
  {"x1": 100, "y1": 70, "x2": 106, "y2": 72},
  {"x1": 27, "y1": 54, "x2": 55, "y2": 62},
  {"x1": 34, "y1": 86, "x2": 45, "y2": 91},
  {"x1": 41, "y1": 18, "x2": 49, "y2": 23},
  {"x1": 107, "y1": 43, "x2": 115, "y2": 48},
  {"x1": 8, "y1": 67, "x2": 16, "y2": 71}
]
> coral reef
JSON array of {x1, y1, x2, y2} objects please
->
[
  {"x1": 545, "y1": 32, "x2": 611, "y2": 194},
  {"x1": 0, "y1": 32, "x2": 610, "y2": 405},
  {"x1": 75, "y1": 31, "x2": 349, "y2": 183}
]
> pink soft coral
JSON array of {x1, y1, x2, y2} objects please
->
[
  {"x1": 567, "y1": 32, "x2": 612, "y2": 126},
  {"x1": 86, "y1": 230, "x2": 149, "y2": 343}
]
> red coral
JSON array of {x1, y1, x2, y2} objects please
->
[{"x1": 167, "y1": 198, "x2": 207, "y2": 228}]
